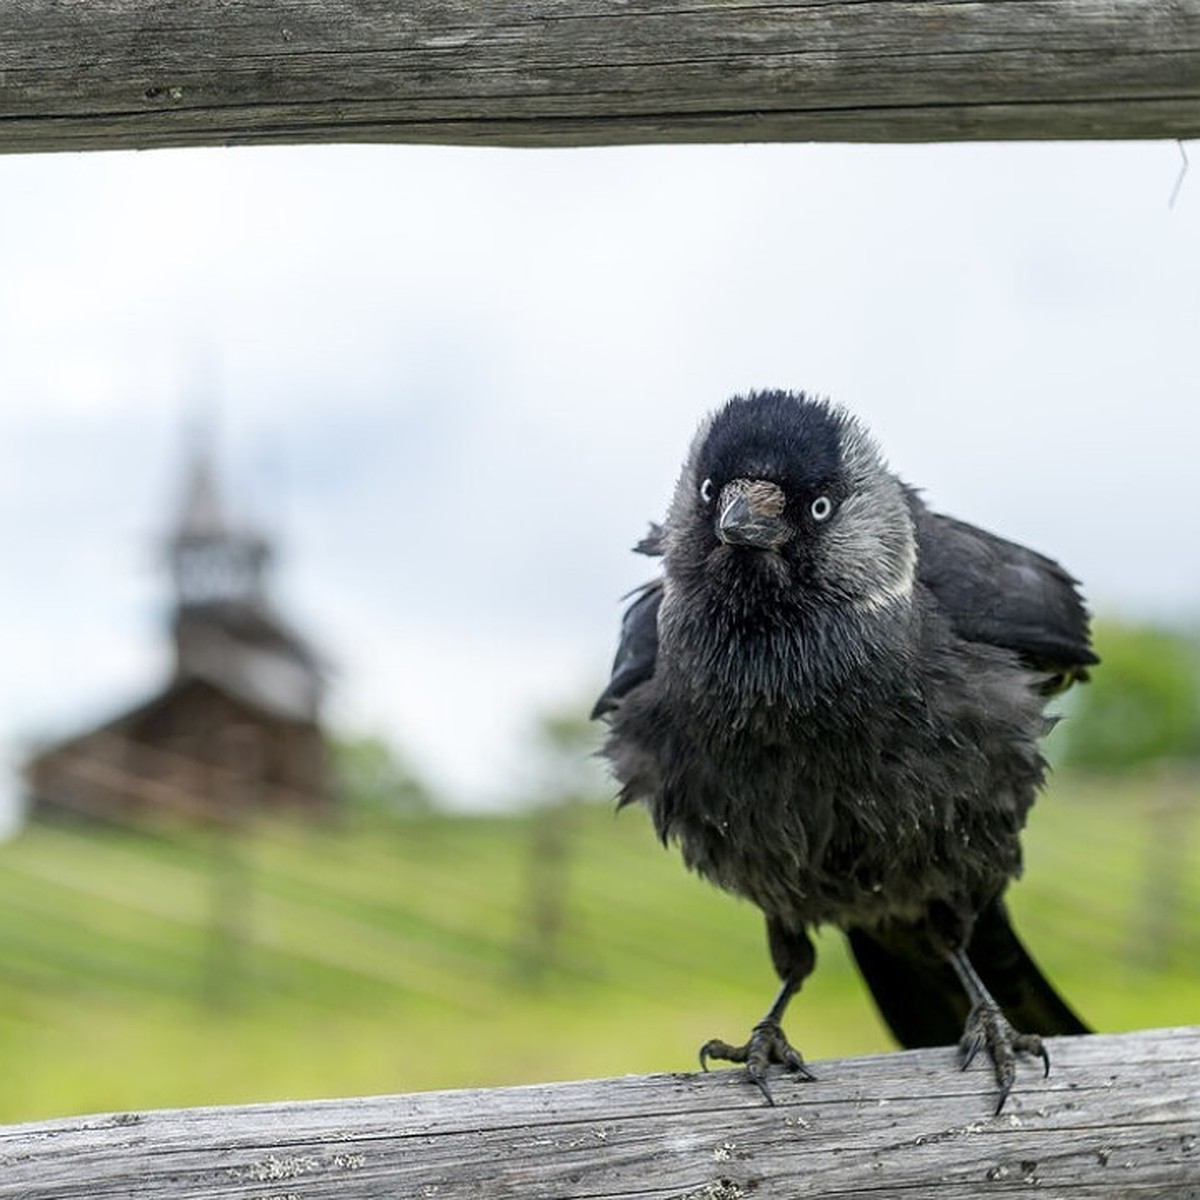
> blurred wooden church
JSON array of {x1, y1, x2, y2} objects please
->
[{"x1": 24, "y1": 439, "x2": 332, "y2": 824}]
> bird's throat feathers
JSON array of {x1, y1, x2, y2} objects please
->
[{"x1": 659, "y1": 570, "x2": 917, "y2": 727}]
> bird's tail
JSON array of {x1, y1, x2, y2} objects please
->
[{"x1": 846, "y1": 899, "x2": 1088, "y2": 1049}]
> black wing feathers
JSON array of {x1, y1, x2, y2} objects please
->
[
  {"x1": 591, "y1": 526, "x2": 665, "y2": 719},
  {"x1": 911, "y1": 498, "x2": 1097, "y2": 681},
  {"x1": 590, "y1": 580, "x2": 662, "y2": 719}
]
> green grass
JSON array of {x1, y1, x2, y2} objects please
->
[{"x1": 0, "y1": 772, "x2": 1196, "y2": 1123}]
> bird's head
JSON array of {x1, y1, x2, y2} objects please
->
[{"x1": 664, "y1": 391, "x2": 916, "y2": 613}]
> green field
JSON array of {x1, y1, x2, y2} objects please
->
[{"x1": 0, "y1": 772, "x2": 1196, "y2": 1124}]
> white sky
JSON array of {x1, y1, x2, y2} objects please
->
[{"x1": 0, "y1": 140, "x2": 1197, "y2": 814}]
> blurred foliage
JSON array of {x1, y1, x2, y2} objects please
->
[
  {"x1": 329, "y1": 733, "x2": 435, "y2": 817},
  {"x1": 526, "y1": 707, "x2": 609, "y2": 805},
  {"x1": 1059, "y1": 621, "x2": 1200, "y2": 771},
  {"x1": 510, "y1": 706, "x2": 606, "y2": 984}
]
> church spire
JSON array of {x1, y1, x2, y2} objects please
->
[{"x1": 176, "y1": 447, "x2": 226, "y2": 540}]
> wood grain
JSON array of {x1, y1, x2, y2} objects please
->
[
  {"x1": 2, "y1": 2, "x2": 1200, "y2": 153},
  {"x1": 1, "y1": 1027, "x2": 1196, "y2": 1197}
]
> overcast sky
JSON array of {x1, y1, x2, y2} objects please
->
[{"x1": 0, "y1": 139, "x2": 1197, "y2": 818}]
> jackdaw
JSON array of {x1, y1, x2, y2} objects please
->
[{"x1": 593, "y1": 390, "x2": 1095, "y2": 1112}]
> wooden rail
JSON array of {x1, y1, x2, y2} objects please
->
[
  {"x1": 1, "y1": 1027, "x2": 1196, "y2": 1198},
  {"x1": 2, "y1": 1, "x2": 1200, "y2": 154}
]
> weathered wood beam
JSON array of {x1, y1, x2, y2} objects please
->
[
  {"x1": 3, "y1": 2, "x2": 1200, "y2": 154},
  {"x1": 1, "y1": 1027, "x2": 1196, "y2": 1198}
]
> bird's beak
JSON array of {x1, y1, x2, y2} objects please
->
[{"x1": 716, "y1": 480, "x2": 792, "y2": 550}]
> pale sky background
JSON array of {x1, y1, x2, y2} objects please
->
[{"x1": 0, "y1": 140, "x2": 1197, "y2": 819}]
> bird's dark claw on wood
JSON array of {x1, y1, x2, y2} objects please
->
[
  {"x1": 959, "y1": 1002, "x2": 1050, "y2": 1114},
  {"x1": 699, "y1": 1018, "x2": 815, "y2": 1104}
]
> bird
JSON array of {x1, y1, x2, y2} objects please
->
[{"x1": 592, "y1": 390, "x2": 1095, "y2": 1113}]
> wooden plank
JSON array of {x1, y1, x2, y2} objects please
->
[
  {"x1": 1, "y1": 2, "x2": 1199, "y2": 154},
  {"x1": 1, "y1": 1027, "x2": 1196, "y2": 1197}
]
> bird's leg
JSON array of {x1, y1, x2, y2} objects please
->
[
  {"x1": 948, "y1": 946, "x2": 1050, "y2": 1114},
  {"x1": 699, "y1": 923, "x2": 816, "y2": 1104}
]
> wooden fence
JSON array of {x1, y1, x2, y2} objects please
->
[
  {"x1": 1, "y1": 1027, "x2": 1196, "y2": 1198},
  {"x1": 2, "y1": 1, "x2": 1200, "y2": 153}
]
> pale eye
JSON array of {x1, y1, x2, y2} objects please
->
[
  {"x1": 810, "y1": 495, "x2": 834, "y2": 522},
  {"x1": 699, "y1": 477, "x2": 715, "y2": 504}
]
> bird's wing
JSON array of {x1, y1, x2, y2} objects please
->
[
  {"x1": 911, "y1": 495, "x2": 1098, "y2": 685},
  {"x1": 591, "y1": 578, "x2": 662, "y2": 719}
]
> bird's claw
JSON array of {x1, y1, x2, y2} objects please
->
[
  {"x1": 958, "y1": 1003, "x2": 1050, "y2": 1114},
  {"x1": 699, "y1": 1019, "x2": 815, "y2": 1104}
]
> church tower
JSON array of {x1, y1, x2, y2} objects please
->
[
  {"x1": 164, "y1": 440, "x2": 324, "y2": 725},
  {"x1": 24, "y1": 429, "x2": 332, "y2": 823}
]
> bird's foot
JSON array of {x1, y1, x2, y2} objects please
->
[
  {"x1": 699, "y1": 1018, "x2": 815, "y2": 1105},
  {"x1": 959, "y1": 1002, "x2": 1050, "y2": 1114}
]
